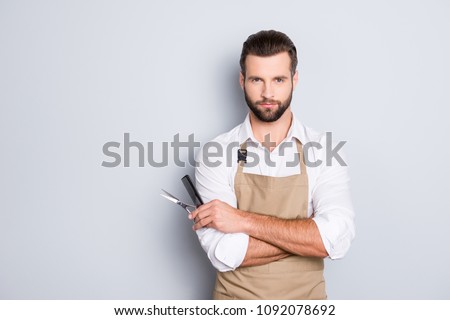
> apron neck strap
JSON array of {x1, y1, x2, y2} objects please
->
[
  {"x1": 237, "y1": 139, "x2": 306, "y2": 174},
  {"x1": 295, "y1": 139, "x2": 307, "y2": 175}
]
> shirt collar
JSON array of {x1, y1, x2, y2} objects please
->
[
  {"x1": 238, "y1": 113, "x2": 256, "y2": 145},
  {"x1": 238, "y1": 112, "x2": 308, "y2": 146}
]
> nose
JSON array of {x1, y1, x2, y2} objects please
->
[{"x1": 261, "y1": 83, "x2": 274, "y2": 99}]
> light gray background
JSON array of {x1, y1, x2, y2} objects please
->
[{"x1": 1, "y1": 0, "x2": 449, "y2": 299}]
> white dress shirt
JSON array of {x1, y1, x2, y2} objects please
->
[{"x1": 194, "y1": 113, "x2": 355, "y2": 272}]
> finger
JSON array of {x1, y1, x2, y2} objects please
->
[
  {"x1": 188, "y1": 208, "x2": 198, "y2": 220},
  {"x1": 197, "y1": 208, "x2": 216, "y2": 221},
  {"x1": 193, "y1": 216, "x2": 213, "y2": 231},
  {"x1": 199, "y1": 200, "x2": 216, "y2": 212},
  {"x1": 189, "y1": 200, "x2": 217, "y2": 219}
]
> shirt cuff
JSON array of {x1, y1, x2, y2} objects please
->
[
  {"x1": 215, "y1": 233, "x2": 249, "y2": 271},
  {"x1": 313, "y1": 215, "x2": 353, "y2": 260}
]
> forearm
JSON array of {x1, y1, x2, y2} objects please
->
[
  {"x1": 240, "y1": 236, "x2": 291, "y2": 267},
  {"x1": 191, "y1": 201, "x2": 329, "y2": 262},
  {"x1": 240, "y1": 211, "x2": 328, "y2": 258}
]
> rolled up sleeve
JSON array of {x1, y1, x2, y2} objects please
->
[
  {"x1": 194, "y1": 144, "x2": 249, "y2": 272},
  {"x1": 311, "y1": 139, "x2": 356, "y2": 259}
]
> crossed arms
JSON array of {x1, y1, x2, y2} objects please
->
[
  {"x1": 189, "y1": 201, "x2": 328, "y2": 267},
  {"x1": 193, "y1": 140, "x2": 355, "y2": 272}
]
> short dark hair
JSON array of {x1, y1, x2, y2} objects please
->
[{"x1": 239, "y1": 30, "x2": 298, "y2": 77}]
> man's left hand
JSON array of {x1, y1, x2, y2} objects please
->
[{"x1": 189, "y1": 200, "x2": 245, "y2": 233}]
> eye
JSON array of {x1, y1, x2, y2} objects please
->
[
  {"x1": 275, "y1": 78, "x2": 284, "y2": 83},
  {"x1": 250, "y1": 78, "x2": 262, "y2": 83}
]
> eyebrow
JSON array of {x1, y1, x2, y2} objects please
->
[{"x1": 247, "y1": 75, "x2": 289, "y2": 80}]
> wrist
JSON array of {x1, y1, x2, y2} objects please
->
[{"x1": 237, "y1": 209, "x2": 253, "y2": 235}]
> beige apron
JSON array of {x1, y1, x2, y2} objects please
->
[{"x1": 213, "y1": 139, "x2": 326, "y2": 300}]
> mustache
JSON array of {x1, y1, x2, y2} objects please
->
[{"x1": 256, "y1": 99, "x2": 281, "y2": 105}]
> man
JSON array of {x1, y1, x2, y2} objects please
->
[{"x1": 190, "y1": 30, "x2": 355, "y2": 300}]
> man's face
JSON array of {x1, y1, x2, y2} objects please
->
[{"x1": 240, "y1": 52, "x2": 298, "y2": 123}]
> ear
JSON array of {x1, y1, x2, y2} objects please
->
[
  {"x1": 239, "y1": 72, "x2": 245, "y2": 90},
  {"x1": 292, "y1": 70, "x2": 299, "y2": 89}
]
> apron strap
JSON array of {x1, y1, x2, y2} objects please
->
[
  {"x1": 295, "y1": 139, "x2": 307, "y2": 175},
  {"x1": 238, "y1": 139, "x2": 306, "y2": 175}
]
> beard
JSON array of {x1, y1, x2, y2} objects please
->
[{"x1": 244, "y1": 88, "x2": 293, "y2": 123}]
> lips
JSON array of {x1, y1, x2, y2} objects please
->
[{"x1": 258, "y1": 101, "x2": 278, "y2": 109}]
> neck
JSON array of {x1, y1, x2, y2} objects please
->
[{"x1": 249, "y1": 108, "x2": 293, "y2": 152}]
